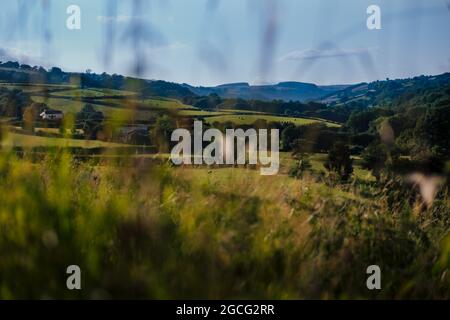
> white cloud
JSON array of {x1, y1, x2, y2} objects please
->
[
  {"x1": 279, "y1": 47, "x2": 376, "y2": 62},
  {"x1": 0, "y1": 47, "x2": 46, "y2": 66}
]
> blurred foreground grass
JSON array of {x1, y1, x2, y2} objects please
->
[{"x1": 0, "y1": 146, "x2": 448, "y2": 299}]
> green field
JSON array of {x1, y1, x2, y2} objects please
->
[
  {"x1": 178, "y1": 109, "x2": 231, "y2": 116},
  {"x1": 32, "y1": 96, "x2": 100, "y2": 113},
  {"x1": 51, "y1": 88, "x2": 136, "y2": 98},
  {"x1": 1, "y1": 132, "x2": 127, "y2": 148},
  {"x1": 205, "y1": 114, "x2": 340, "y2": 127},
  {"x1": 136, "y1": 97, "x2": 196, "y2": 110},
  {"x1": 0, "y1": 83, "x2": 76, "y2": 93}
]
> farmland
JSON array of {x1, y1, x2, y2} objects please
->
[
  {"x1": 205, "y1": 114, "x2": 340, "y2": 127},
  {"x1": 1, "y1": 82, "x2": 339, "y2": 148},
  {"x1": 1, "y1": 131, "x2": 126, "y2": 148}
]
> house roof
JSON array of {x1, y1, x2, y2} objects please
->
[{"x1": 41, "y1": 109, "x2": 63, "y2": 115}]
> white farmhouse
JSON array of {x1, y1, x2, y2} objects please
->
[{"x1": 39, "y1": 109, "x2": 64, "y2": 121}]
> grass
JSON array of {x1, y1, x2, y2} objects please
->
[
  {"x1": 31, "y1": 96, "x2": 99, "y2": 113},
  {"x1": 0, "y1": 83, "x2": 75, "y2": 93},
  {"x1": 178, "y1": 109, "x2": 230, "y2": 116},
  {"x1": 135, "y1": 97, "x2": 196, "y2": 110},
  {"x1": 281, "y1": 152, "x2": 374, "y2": 181},
  {"x1": 205, "y1": 114, "x2": 340, "y2": 127},
  {"x1": 219, "y1": 109, "x2": 268, "y2": 115},
  {"x1": 51, "y1": 88, "x2": 136, "y2": 98},
  {"x1": 1, "y1": 132, "x2": 127, "y2": 148},
  {"x1": 0, "y1": 148, "x2": 447, "y2": 299}
]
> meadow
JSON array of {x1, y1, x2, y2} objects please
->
[
  {"x1": 205, "y1": 114, "x2": 340, "y2": 127},
  {"x1": 0, "y1": 147, "x2": 448, "y2": 299},
  {"x1": 1, "y1": 131, "x2": 125, "y2": 148}
]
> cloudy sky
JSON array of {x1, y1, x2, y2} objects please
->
[{"x1": 0, "y1": 0, "x2": 449, "y2": 86}]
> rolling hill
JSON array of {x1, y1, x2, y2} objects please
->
[
  {"x1": 183, "y1": 81, "x2": 349, "y2": 102},
  {"x1": 321, "y1": 73, "x2": 450, "y2": 107}
]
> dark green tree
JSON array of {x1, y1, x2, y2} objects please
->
[
  {"x1": 0, "y1": 88, "x2": 31, "y2": 119},
  {"x1": 76, "y1": 104, "x2": 104, "y2": 139},
  {"x1": 324, "y1": 142, "x2": 353, "y2": 180},
  {"x1": 22, "y1": 103, "x2": 47, "y2": 132},
  {"x1": 417, "y1": 105, "x2": 450, "y2": 158},
  {"x1": 361, "y1": 143, "x2": 389, "y2": 180},
  {"x1": 152, "y1": 114, "x2": 176, "y2": 152}
]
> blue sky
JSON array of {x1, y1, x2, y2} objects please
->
[{"x1": 0, "y1": 0, "x2": 449, "y2": 86}]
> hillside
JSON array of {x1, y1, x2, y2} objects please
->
[
  {"x1": 322, "y1": 73, "x2": 450, "y2": 108},
  {"x1": 0, "y1": 62, "x2": 195, "y2": 100},
  {"x1": 183, "y1": 81, "x2": 349, "y2": 102}
]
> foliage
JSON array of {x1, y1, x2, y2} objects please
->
[
  {"x1": 152, "y1": 114, "x2": 176, "y2": 153},
  {"x1": 361, "y1": 143, "x2": 389, "y2": 180},
  {"x1": 0, "y1": 87, "x2": 31, "y2": 119},
  {"x1": 324, "y1": 142, "x2": 354, "y2": 181},
  {"x1": 22, "y1": 102, "x2": 47, "y2": 132},
  {"x1": 76, "y1": 104, "x2": 104, "y2": 139}
]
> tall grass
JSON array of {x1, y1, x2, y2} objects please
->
[{"x1": 0, "y1": 146, "x2": 448, "y2": 299}]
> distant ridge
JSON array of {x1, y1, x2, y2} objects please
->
[
  {"x1": 182, "y1": 82, "x2": 350, "y2": 102},
  {"x1": 0, "y1": 60, "x2": 195, "y2": 99},
  {"x1": 2, "y1": 60, "x2": 449, "y2": 106}
]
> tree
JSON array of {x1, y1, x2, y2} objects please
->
[
  {"x1": 2, "y1": 61, "x2": 19, "y2": 69},
  {"x1": 351, "y1": 133, "x2": 376, "y2": 148},
  {"x1": 76, "y1": 104, "x2": 104, "y2": 139},
  {"x1": 0, "y1": 88, "x2": 31, "y2": 119},
  {"x1": 152, "y1": 114, "x2": 175, "y2": 152},
  {"x1": 280, "y1": 124, "x2": 297, "y2": 151},
  {"x1": 48, "y1": 67, "x2": 65, "y2": 83},
  {"x1": 345, "y1": 108, "x2": 393, "y2": 134},
  {"x1": 22, "y1": 103, "x2": 47, "y2": 132},
  {"x1": 361, "y1": 143, "x2": 388, "y2": 180},
  {"x1": 417, "y1": 105, "x2": 450, "y2": 158},
  {"x1": 324, "y1": 142, "x2": 353, "y2": 180}
]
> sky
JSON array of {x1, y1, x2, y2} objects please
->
[{"x1": 0, "y1": 0, "x2": 449, "y2": 86}]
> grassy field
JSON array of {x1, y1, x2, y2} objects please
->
[
  {"x1": 32, "y1": 96, "x2": 101, "y2": 113},
  {"x1": 1, "y1": 132, "x2": 127, "y2": 148},
  {"x1": 219, "y1": 109, "x2": 268, "y2": 115},
  {"x1": 0, "y1": 147, "x2": 447, "y2": 299},
  {"x1": 0, "y1": 83, "x2": 76, "y2": 93},
  {"x1": 205, "y1": 114, "x2": 340, "y2": 127},
  {"x1": 178, "y1": 109, "x2": 231, "y2": 116},
  {"x1": 136, "y1": 97, "x2": 196, "y2": 110},
  {"x1": 51, "y1": 88, "x2": 136, "y2": 98}
]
